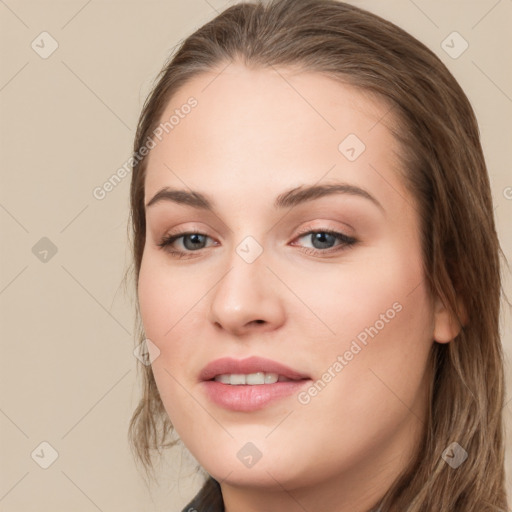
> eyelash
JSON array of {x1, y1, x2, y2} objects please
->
[{"x1": 157, "y1": 227, "x2": 357, "y2": 259}]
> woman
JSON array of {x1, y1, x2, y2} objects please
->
[{"x1": 127, "y1": 0, "x2": 508, "y2": 510}]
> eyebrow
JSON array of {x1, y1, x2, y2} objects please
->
[{"x1": 145, "y1": 183, "x2": 384, "y2": 213}]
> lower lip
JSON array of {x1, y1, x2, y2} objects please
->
[{"x1": 202, "y1": 380, "x2": 311, "y2": 412}]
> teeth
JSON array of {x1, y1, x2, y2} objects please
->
[
  {"x1": 247, "y1": 372, "x2": 266, "y2": 385},
  {"x1": 213, "y1": 372, "x2": 280, "y2": 385}
]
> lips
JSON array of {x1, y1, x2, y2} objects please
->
[
  {"x1": 199, "y1": 356, "x2": 310, "y2": 382},
  {"x1": 199, "y1": 356, "x2": 311, "y2": 412}
]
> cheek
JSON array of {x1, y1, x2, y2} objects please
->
[
  {"x1": 137, "y1": 256, "x2": 200, "y2": 426},
  {"x1": 137, "y1": 251, "x2": 209, "y2": 400},
  {"x1": 137, "y1": 251, "x2": 202, "y2": 341},
  {"x1": 308, "y1": 264, "x2": 433, "y2": 414},
  {"x1": 296, "y1": 245, "x2": 431, "y2": 355},
  {"x1": 138, "y1": 262, "x2": 169, "y2": 343},
  {"x1": 297, "y1": 245, "x2": 434, "y2": 419},
  {"x1": 260, "y1": 278, "x2": 434, "y2": 479}
]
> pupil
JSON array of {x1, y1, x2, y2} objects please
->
[
  {"x1": 313, "y1": 232, "x2": 334, "y2": 249},
  {"x1": 185, "y1": 233, "x2": 205, "y2": 250}
]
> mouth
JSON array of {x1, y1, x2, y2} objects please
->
[
  {"x1": 199, "y1": 356, "x2": 311, "y2": 411},
  {"x1": 211, "y1": 372, "x2": 299, "y2": 385},
  {"x1": 199, "y1": 355, "x2": 310, "y2": 382}
]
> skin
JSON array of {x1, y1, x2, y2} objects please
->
[{"x1": 137, "y1": 63, "x2": 460, "y2": 512}]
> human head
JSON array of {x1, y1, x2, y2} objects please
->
[{"x1": 127, "y1": 1, "x2": 506, "y2": 510}]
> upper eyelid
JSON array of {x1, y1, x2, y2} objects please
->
[
  {"x1": 158, "y1": 216, "x2": 355, "y2": 236},
  {"x1": 162, "y1": 225, "x2": 352, "y2": 239}
]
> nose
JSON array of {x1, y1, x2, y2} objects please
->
[{"x1": 208, "y1": 250, "x2": 286, "y2": 337}]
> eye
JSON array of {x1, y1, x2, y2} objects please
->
[
  {"x1": 157, "y1": 230, "x2": 216, "y2": 258},
  {"x1": 157, "y1": 228, "x2": 357, "y2": 259},
  {"x1": 292, "y1": 228, "x2": 357, "y2": 256}
]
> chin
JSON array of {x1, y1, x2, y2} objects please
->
[
  {"x1": 210, "y1": 462, "x2": 304, "y2": 489},
  {"x1": 193, "y1": 443, "x2": 312, "y2": 489}
]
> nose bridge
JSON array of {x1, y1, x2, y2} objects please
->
[{"x1": 208, "y1": 234, "x2": 285, "y2": 334}]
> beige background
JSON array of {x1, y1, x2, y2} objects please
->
[{"x1": 0, "y1": 0, "x2": 511, "y2": 511}]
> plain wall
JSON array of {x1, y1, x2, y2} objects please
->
[{"x1": 1, "y1": 0, "x2": 511, "y2": 510}]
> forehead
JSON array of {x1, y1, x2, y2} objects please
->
[{"x1": 143, "y1": 63, "x2": 405, "y2": 209}]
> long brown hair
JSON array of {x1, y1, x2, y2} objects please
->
[{"x1": 126, "y1": 0, "x2": 508, "y2": 509}]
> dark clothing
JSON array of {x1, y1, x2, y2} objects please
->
[{"x1": 181, "y1": 477, "x2": 224, "y2": 512}]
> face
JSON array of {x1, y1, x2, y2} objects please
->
[{"x1": 138, "y1": 63, "x2": 441, "y2": 502}]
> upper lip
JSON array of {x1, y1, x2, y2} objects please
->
[{"x1": 199, "y1": 356, "x2": 310, "y2": 381}]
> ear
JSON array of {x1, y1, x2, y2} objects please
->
[{"x1": 433, "y1": 294, "x2": 467, "y2": 343}]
